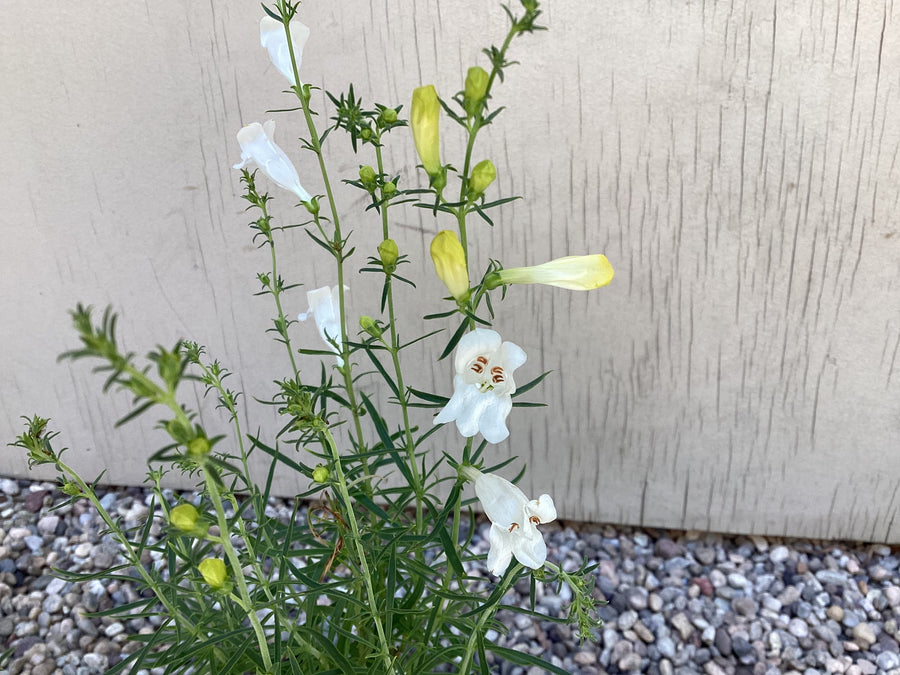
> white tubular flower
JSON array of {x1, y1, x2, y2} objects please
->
[
  {"x1": 434, "y1": 328, "x2": 526, "y2": 444},
  {"x1": 233, "y1": 121, "x2": 312, "y2": 203},
  {"x1": 259, "y1": 16, "x2": 310, "y2": 86},
  {"x1": 462, "y1": 467, "x2": 557, "y2": 576},
  {"x1": 299, "y1": 286, "x2": 346, "y2": 366}
]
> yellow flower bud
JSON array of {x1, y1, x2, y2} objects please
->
[
  {"x1": 469, "y1": 159, "x2": 496, "y2": 198},
  {"x1": 198, "y1": 558, "x2": 228, "y2": 590},
  {"x1": 170, "y1": 503, "x2": 200, "y2": 533},
  {"x1": 312, "y1": 464, "x2": 330, "y2": 483},
  {"x1": 464, "y1": 66, "x2": 490, "y2": 117},
  {"x1": 410, "y1": 85, "x2": 442, "y2": 177},
  {"x1": 486, "y1": 255, "x2": 615, "y2": 291},
  {"x1": 430, "y1": 231, "x2": 469, "y2": 302}
]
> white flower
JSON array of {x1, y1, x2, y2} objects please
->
[
  {"x1": 462, "y1": 467, "x2": 557, "y2": 576},
  {"x1": 299, "y1": 286, "x2": 346, "y2": 366},
  {"x1": 434, "y1": 328, "x2": 526, "y2": 444},
  {"x1": 233, "y1": 121, "x2": 312, "y2": 203},
  {"x1": 259, "y1": 16, "x2": 310, "y2": 86}
]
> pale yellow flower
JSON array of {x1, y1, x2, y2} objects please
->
[
  {"x1": 410, "y1": 85, "x2": 442, "y2": 177},
  {"x1": 429, "y1": 231, "x2": 469, "y2": 302},
  {"x1": 487, "y1": 254, "x2": 614, "y2": 291}
]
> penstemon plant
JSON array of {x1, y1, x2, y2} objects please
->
[{"x1": 10, "y1": 1, "x2": 615, "y2": 673}]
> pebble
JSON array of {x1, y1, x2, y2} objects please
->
[{"x1": 5, "y1": 479, "x2": 900, "y2": 675}]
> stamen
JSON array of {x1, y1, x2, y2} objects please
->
[
  {"x1": 491, "y1": 366, "x2": 505, "y2": 384},
  {"x1": 470, "y1": 355, "x2": 488, "y2": 374},
  {"x1": 528, "y1": 515, "x2": 541, "y2": 525},
  {"x1": 508, "y1": 522, "x2": 520, "y2": 532}
]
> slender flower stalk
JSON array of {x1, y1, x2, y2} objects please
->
[
  {"x1": 374, "y1": 139, "x2": 424, "y2": 532},
  {"x1": 275, "y1": 6, "x2": 371, "y2": 485}
]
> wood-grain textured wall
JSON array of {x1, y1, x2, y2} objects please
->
[{"x1": 2, "y1": 0, "x2": 899, "y2": 541}]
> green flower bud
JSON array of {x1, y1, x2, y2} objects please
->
[
  {"x1": 381, "y1": 108, "x2": 398, "y2": 125},
  {"x1": 187, "y1": 436, "x2": 211, "y2": 459},
  {"x1": 170, "y1": 503, "x2": 200, "y2": 533},
  {"x1": 60, "y1": 481, "x2": 82, "y2": 497},
  {"x1": 198, "y1": 557, "x2": 228, "y2": 590},
  {"x1": 359, "y1": 315, "x2": 382, "y2": 339},
  {"x1": 378, "y1": 239, "x2": 399, "y2": 270},
  {"x1": 464, "y1": 66, "x2": 490, "y2": 118},
  {"x1": 468, "y1": 159, "x2": 496, "y2": 198},
  {"x1": 312, "y1": 464, "x2": 330, "y2": 483},
  {"x1": 360, "y1": 127, "x2": 373, "y2": 141},
  {"x1": 382, "y1": 180, "x2": 396, "y2": 196},
  {"x1": 359, "y1": 165, "x2": 376, "y2": 184},
  {"x1": 359, "y1": 165, "x2": 377, "y2": 192}
]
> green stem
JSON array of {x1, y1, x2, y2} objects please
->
[
  {"x1": 267, "y1": 225, "x2": 300, "y2": 380},
  {"x1": 282, "y1": 15, "x2": 371, "y2": 487},
  {"x1": 374, "y1": 141, "x2": 423, "y2": 532},
  {"x1": 321, "y1": 428, "x2": 395, "y2": 673},
  {"x1": 456, "y1": 17, "x2": 522, "y2": 273},
  {"x1": 458, "y1": 564, "x2": 523, "y2": 674},
  {"x1": 204, "y1": 471, "x2": 273, "y2": 672}
]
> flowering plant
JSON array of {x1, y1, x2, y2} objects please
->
[{"x1": 11, "y1": 1, "x2": 614, "y2": 672}]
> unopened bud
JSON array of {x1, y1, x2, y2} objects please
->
[
  {"x1": 170, "y1": 503, "x2": 200, "y2": 533},
  {"x1": 359, "y1": 165, "x2": 377, "y2": 190},
  {"x1": 359, "y1": 315, "x2": 382, "y2": 338},
  {"x1": 382, "y1": 180, "x2": 396, "y2": 196},
  {"x1": 187, "y1": 436, "x2": 211, "y2": 459},
  {"x1": 198, "y1": 558, "x2": 228, "y2": 590},
  {"x1": 60, "y1": 481, "x2": 82, "y2": 497},
  {"x1": 469, "y1": 159, "x2": 496, "y2": 198},
  {"x1": 411, "y1": 85, "x2": 442, "y2": 177},
  {"x1": 360, "y1": 127, "x2": 372, "y2": 141},
  {"x1": 381, "y1": 108, "x2": 398, "y2": 124},
  {"x1": 464, "y1": 66, "x2": 490, "y2": 118},
  {"x1": 378, "y1": 239, "x2": 399, "y2": 270},
  {"x1": 312, "y1": 464, "x2": 330, "y2": 483},
  {"x1": 430, "y1": 231, "x2": 469, "y2": 302}
]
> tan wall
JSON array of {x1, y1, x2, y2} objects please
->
[{"x1": 2, "y1": 1, "x2": 899, "y2": 541}]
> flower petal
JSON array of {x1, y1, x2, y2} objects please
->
[
  {"x1": 525, "y1": 494, "x2": 557, "y2": 524},
  {"x1": 498, "y1": 340, "x2": 527, "y2": 375},
  {"x1": 234, "y1": 121, "x2": 311, "y2": 203},
  {"x1": 486, "y1": 523, "x2": 514, "y2": 576},
  {"x1": 472, "y1": 472, "x2": 527, "y2": 527},
  {"x1": 259, "y1": 16, "x2": 310, "y2": 86},
  {"x1": 476, "y1": 394, "x2": 512, "y2": 444},
  {"x1": 453, "y1": 328, "x2": 502, "y2": 375},
  {"x1": 434, "y1": 376, "x2": 479, "y2": 426},
  {"x1": 511, "y1": 524, "x2": 548, "y2": 569}
]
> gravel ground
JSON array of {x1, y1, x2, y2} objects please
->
[{"x1": 2, "y1": 476, "x2": 900, "y2": 675}]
